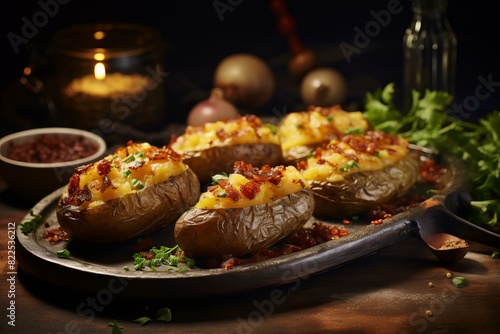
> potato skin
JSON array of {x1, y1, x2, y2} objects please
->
[
  {"x1": 311, "y1": 155, "x2": 420, "y2": 218},
  {"x1": 56, "y1": 168, "x2": 200, "y2": 244},
  {"x1": 183, "y1": 143, "x2": 283, "y2": 185},
  {"x1": 174, "y1": 189, "x2": 315, "y2": 258}
]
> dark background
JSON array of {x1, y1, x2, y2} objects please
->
[{"x1": 1, "y1": 0, "x2": 499, "y2": 138}]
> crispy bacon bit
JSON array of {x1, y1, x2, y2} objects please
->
[
  {"x1": 97, "y1": 159, "x2": 111, "y2": 176},
  {"x1": 139, "y1": 251, "x2": 156, "y2": 260},
  {"x1": 225, "y1": 185, "x2": 241, "y2": 201},
  {"x1": 339, "y1": 130, "x2": 401, "y2": 156},
  {"x1": 368, "y1": 193, "x2": 426, "y2": 224},
  {"x1": 420, "y1": 158, "x2": 447, "y2": 185},
  {"x1": 100, "y1": 175, "x2": 112, "y2": 193},
  {"x1": 76, "y1": 184, "x2": 92, "y2": 206},
  {"x1": 240, "y1": 180, "x2": 261, "y2": 200},
  {"x1": 149, "y1": 146, "x2": 184, "y2": 161},
  {"x1": 43, "y1": 226, "x2": 70, "y2": 243},
  {"x1": 210, "y1": 162, "x2": 287, "y2": 200},
  {"x1": 233, "y1": 161, "x2": 285, "y2": 185},
  {"x1": 74, "y1": 163, "x2": 93, "y2": 175}
]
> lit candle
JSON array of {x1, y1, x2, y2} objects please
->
[{"x1": 64, "y1": 62, "x2": 148, "y2": 98}]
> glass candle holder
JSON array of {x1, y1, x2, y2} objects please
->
[{"x1": 50, "y1": 22, "x2": 166, "y2": 131}]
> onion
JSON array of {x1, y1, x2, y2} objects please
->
[
  {"x1": 213, "y1": 53, "x2": 275, "y2": 109},
  {"x1": 289, "y1": 49, "x2": 317, "y2": 78},
  {"x1": 300, "y1": 67, "x2": 348, "y2": 107},
  {"x1": 187, "y1": 88, "x2": 240, "y2": 126}
]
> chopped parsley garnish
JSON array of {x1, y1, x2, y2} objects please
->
[
  {"x1": 327, "y1": 115, "x2": 334, "y2": 122},
  {"x1": 451, "y1": 276, "x2": 469, "y2": 288},
  {"x1": 57, "y1": 249, "x2": 71, "y2": 259},
  {"x1": 134, "y1": 307, "x2": 172, "y2": 326},
  {"x1": 344, "y1": 127, "x2": 363, "y2": 135},
  {"x1": 131, "y1": 179, "x2": 145, "y2": 190},
  {"x1": 265, "y1": 123, "x2": 278, "y2": 134},
  {"x1": 20, "y1": 210, "x2": 43, "y2": 234},
  {"x1": 123, "y1": 154, "x2": 136, "y2": 163},
  {"x1": 133, "y1": 245, "x2": 195, "y2": 271},
  {"x1": 339, "y1": 160, "x2": 359, "y2": 172},
  {"x1": 108, "y1": 320, "x2": 123, "y2": 333},
  {"x1": 212, "y1": 172, "x2": 229, "y2": 185}
]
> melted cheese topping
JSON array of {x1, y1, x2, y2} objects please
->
[
  {"x1": 62, "y1": 142, "x2": 188, "y2": 209},
  {"x1": 278, "y1": 106, "x2": 369, "y2": 151},
  {"x1": 196, "y1": 165, "x2": 308, "y2": 209},
  {"x1": 298, "y1": 131, "x2": 410, "y2": 183},
  {"x1": 171, "y1": 114, "x2": 279, "y2": 152}
]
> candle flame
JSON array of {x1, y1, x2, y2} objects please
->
[{"x1": 94, "y1": 62, "x2": 106, "y2": 80}]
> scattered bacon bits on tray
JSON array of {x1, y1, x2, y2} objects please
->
[
  {"x1": 204, "y1": 222, "x2": 349, "y2": 269},
  {"x1": 419, "y1": 158, "x2": 447, "y2": 186},
  {"x1": 43, "y1": 226, "x2": 70, "y2": 243}
]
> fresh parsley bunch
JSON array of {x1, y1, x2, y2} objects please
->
[{"x1": 363, "y1": 83, "x2": 500, "y2": 231}]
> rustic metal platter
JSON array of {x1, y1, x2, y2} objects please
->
[{"x1": 15, "y1": 152, "x2": 500, "y2": 299}]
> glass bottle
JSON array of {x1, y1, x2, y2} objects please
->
[{"x1": 403, "y1": 0, "x2": 457, "y2": 111}]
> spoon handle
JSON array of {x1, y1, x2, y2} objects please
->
[{"x1": 415, "y1": 202, "x2": 500, "y2": 250}]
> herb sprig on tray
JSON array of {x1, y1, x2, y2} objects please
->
[
  {"x1": 363, "y1": 83, "x2": 500, "y2": 231},
  {"x1": 133, "y1": 245, "x2": 195, "y2": 271}
]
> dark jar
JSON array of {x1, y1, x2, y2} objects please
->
[{"x1": 50, "y1": 23, "x2": 167, "y2": 132}]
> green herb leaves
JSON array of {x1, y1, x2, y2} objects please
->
[
  {"x1": 133, "y1": 245, "x2": 195, "y2": 271},
  {"x1": 20, "y1": 210, "x2": 43, "y2": 234},
  {"x1": 363, "y1": 83, "x2": 499, "y2": 230}
]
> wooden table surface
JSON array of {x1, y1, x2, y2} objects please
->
[{"x1": 1, "y1": 184, "x2": 499, "y2": 334}]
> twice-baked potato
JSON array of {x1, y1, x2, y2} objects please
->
[
  {"x1": 170, "y1": 114, "x2": 283, "y2": 185},
  {"x1": 297, "y1": 130, "x2": 419, "y2": 218},
  {"x1": 56, "y1": 141, "x2": 200, "y2": 243},
  {"x1": 174, "y1": 161, "x2": 315, "y2": 258},
  {"x1": 277, "y1": 105, "x2": 370, "y2": 165}
]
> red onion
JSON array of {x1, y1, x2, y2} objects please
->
[{"x1": 187, "y1": 88, "x2": 240, "y2": 126}]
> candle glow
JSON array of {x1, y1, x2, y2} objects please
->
[{"x1": 94, "y1": 63, "x2": 106, "y2": 80}]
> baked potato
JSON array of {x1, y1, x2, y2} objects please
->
[
  {"x1": 277, "y1": 105, "x2": 370, "y2": 165},
  {"x1": 56, "y1": 141, "x2": 200, "y2": 243},
  {"x1": 174, "y1": 161, "x2": 315, "y2": 258},
  {"x1": 297, "y1": 130, "x2": 419, "y2": 218},
  {"x1": 170, "y1": 114, "x2": 283, "y2": 185}
]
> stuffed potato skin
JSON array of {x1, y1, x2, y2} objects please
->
[
  {"x1": 174, "y1": 189, "x2": 314, "y2": 258},
  {"x1": 57, "y1": 168, "x2": 200, "y2": 243},
  {"x1": 171, "y1": 114, "x2": 283, "y2": 185},
  {"x1": 180, "y1": 143, "x2": 282, "y2": 186},
  {"x1": 298, "y1": 130, "x2": 420, "y2": 218},
  {"x1": 174, "y1": 161, "x2": 314, "y2": 258},
  {"x1": 277, "y1": 105, "x2": 369, "y2": 165},
  {"x1": 56, "y1": 141, "x2": 201, "y2": 243},
  {"x1": 310, "y1": 155, "x2": 419, "y2": 218}
]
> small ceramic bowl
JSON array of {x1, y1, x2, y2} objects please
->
[{"x1": 0, "y1": 127, "x2": 107, "y2": 202}]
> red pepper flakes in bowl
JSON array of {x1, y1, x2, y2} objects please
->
[
  {"x1": 0, "y1": 127, "x2": 106, "y2": 202},
  {"x1": 7, "y1": 134, "x2": 98, "y2": 163}
]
